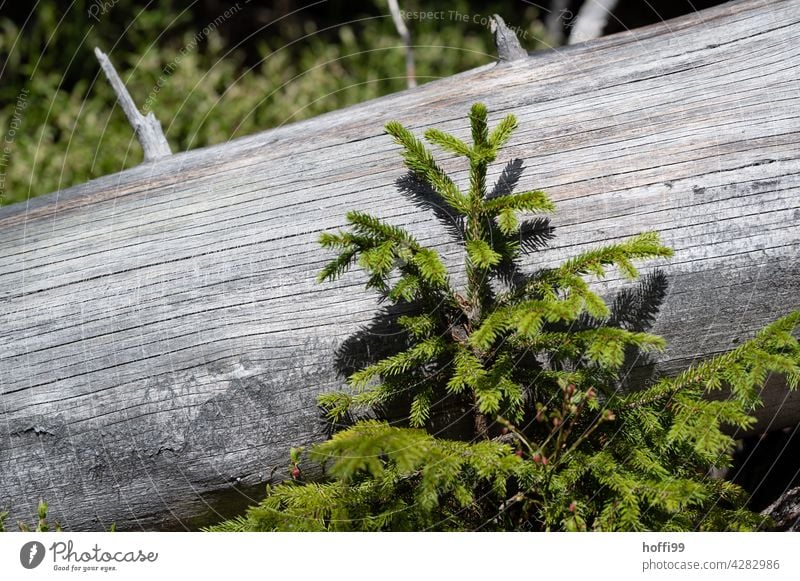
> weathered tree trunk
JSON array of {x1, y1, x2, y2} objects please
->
[
  {"x1": 764, "y1": 487, "x2": 800, "y2": 531},
  {"x1": 1, "y1": 0, "x2": 798, "y2": 530}
]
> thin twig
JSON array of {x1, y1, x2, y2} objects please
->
[{"x1": 387, "y1": 0, "x2": 416, "y2": 88}]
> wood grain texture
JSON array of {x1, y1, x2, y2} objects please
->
[{"x1": 1, "y1": 0, "x2": 799, "y2": 530}]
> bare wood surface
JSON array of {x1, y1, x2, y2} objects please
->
[{"x1": 1, "y1": 0, "x2": 799, "y2": 530}]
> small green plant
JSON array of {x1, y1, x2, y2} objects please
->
[
  {"x1": 1, "y1": 499, "x2": 63, "y2": 532},
  {"x1": 210, "y1": 103, "x2": 800, "y2": 532},
  {"x1": 1, "y1": 499, "x2": 116, "y2": 532}
]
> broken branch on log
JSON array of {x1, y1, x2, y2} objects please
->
[
  {"x1": 94, "y1": 47, "x2": 172, "y2": 162},
  {"x1": 490, "y1": 15, "x2": 528, "y2": 61}
]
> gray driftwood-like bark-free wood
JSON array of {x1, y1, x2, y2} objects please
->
[
  {"x1": 1, "y1": 0, "x2": 799, "y2": 531},
  {"x1": 490, "y1": 15, "x2": 528, "y2": 61},
  {"x1": 94, "y1": 47, "x2": 171, "y2": 161}
]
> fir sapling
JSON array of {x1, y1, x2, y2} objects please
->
[{"x1": 209, "y1": 103, "x2": 800, "y2": 532}]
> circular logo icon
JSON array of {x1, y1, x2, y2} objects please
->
[{"x1": 20, "y1": 541, "x2": 46, "y2": 569}]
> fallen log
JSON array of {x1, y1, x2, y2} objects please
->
[
  {"x1": 1, "y1": 0, "x2": 799, "y2": 531},
  {"x1": 764, "y1": 487, "x2": 800, "y2": 531}
]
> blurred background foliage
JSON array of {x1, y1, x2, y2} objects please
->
[{"x1": 0, "y1": 0, "x2": 726, "y2": 205}]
